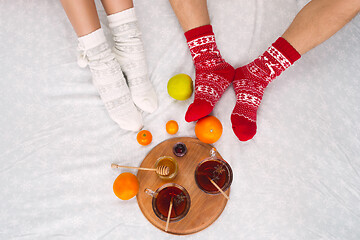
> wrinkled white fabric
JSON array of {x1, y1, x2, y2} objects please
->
[{"x1": 1, "y1": 0, "x2": 360, "y2": 239}]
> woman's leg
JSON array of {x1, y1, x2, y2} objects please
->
[
  {"x1": 60, "y1": 0, "x2": 143, "y2": 131},
  {"x1": 232, "y1": 0, "x2": 360, "y2": 141},
  {"x1": 101, "y1": 0, "x2": 158, "y2": 113},
  {"x1": 60, "y1": 0, "x2": 101, "y2": 37},
  {"x1": 101, "y1": 0, "x2": 133, "y2": 15},
  {"x1": 169, "y1": 0, "x2": 235, "y2": 122}
]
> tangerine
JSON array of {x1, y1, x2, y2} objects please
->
[
  {"x1": 137, "y1": 130, "x2": 152, "y2": 146},
  {"x1": 166, "y1": 120, "x2": 179, "y2": 135},
  {"x1": 113, "y1": 172, "x2": 139, "y2": 200},
  {"x1": 195, "y1": 116, "x2": 223, "y2": 144}
]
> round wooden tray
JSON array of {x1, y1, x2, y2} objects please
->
[{"x1": 137, "y1": 137, "x2": 230, "y2": 235}]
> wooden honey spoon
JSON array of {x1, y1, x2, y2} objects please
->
[{"x1": 111, "y1": 163, "x2": 170, "y2": 176}]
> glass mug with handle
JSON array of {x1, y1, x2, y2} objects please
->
[
  {"x1": 194, "y1": 148, "x2": 233, "y2": 194},
  {"x1": 145, "y1": 183, "x2": 191, "y2": 222}
]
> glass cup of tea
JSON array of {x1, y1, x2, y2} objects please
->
[
  {"x1": 194, "y1": 149, "x2": 233, "y2": 194},
  {"x1": 145, "y1": 183, "x2": 191, "y2": 222},
  {"x1": 155, "y1": 156, "x2": 178, "y2": 180}
]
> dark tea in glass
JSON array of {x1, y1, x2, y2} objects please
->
[
  {"x1": 195, "y1": 158, "x2": 233, "y2": 194},
  {"x1": 145, "y1": 183, "x2": 190, "y2": 222},
  {"x1": 156, "y1": 187, "x2": 188, "y2": 219}
]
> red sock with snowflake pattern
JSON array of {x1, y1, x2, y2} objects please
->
[
  {"x1": 232, "y1": 37, "x2": 301, "y2": 141},
  {"x1": 184, "y1": 25, "x2": 235, "y2": 122}
]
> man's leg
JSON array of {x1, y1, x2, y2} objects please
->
[
  {"x1": 169, "y1": 0, "x2": 235, "y2": 122},
  {"x1": 101, "y1": 0, "x2": 158, "y2": 113},
  {"x1": 282, "y1": 0, "x2": 360, "y2": 55},
  {"x1": 232, "y1": 0, "x2": 360, "y2": 141},
  {"x1": 169, "y1": 0, "x2": 210, "y2": 32}
]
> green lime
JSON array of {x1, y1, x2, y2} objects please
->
[{"x1": 167, "y1": 74, "x2": 193, "y2": 100}]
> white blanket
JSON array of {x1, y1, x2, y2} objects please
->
[{"x1": 1, "y1": 0, "x2": 360, "y2": 239}]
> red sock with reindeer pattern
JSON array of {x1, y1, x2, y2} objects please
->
[
  {"x1": 184, "y1": 25, "x2": 235, "y2": 122},
  {"x1": 231, "y1": 37, "x2": 301, "y2": 141}
]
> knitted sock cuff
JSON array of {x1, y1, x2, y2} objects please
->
[
  {"x1": 78, "y1": 28, "x2": 106, "y2": 50},
  {"x1": 107, "y1": 7, "x2": 137, "y2": 28},
  {"x1": 184, "y1": 24, "x2": 214, "y2": 42},
  {"x1": 272, "y1": 37, "x2": 301, "y2": 64}
]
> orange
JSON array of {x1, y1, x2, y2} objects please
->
[
  {"x1": 166, "y1": 120, "x2": 179, "y2": 135},
  {"x1": 137, "y1": 130, "x2": 152, "y2": 146},
  {"x1": 195, "y1": 116, "x2": 223, "y2": 144},
  {"x1": 113, "y1": 172, "x2": 139, "y2": 200}
]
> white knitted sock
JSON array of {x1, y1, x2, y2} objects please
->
[
  {"x1": 78, "y1": 28, "x2": 143, "y2": 131},
  {"x1": 108, "y1": 8, "x2": 158, "y2": 113}
]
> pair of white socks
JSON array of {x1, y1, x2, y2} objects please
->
[{"x1": 77, "y1": 8, "x2": 157, "y2": 131}]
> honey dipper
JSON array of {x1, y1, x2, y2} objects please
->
[{"x1": 111, "y1": 163, "x2": 170, "y2": 176}]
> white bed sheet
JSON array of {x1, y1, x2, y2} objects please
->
[{"x1": 1, "y1": 0, "x2": 360, "y2": 239}]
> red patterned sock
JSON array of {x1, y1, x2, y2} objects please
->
[
  {"x1": 232, "y1": 37, "x2": 301, "y2": 141},
  {"x1": 184, "y1": 25, "x2": 235, "y2": 122}
]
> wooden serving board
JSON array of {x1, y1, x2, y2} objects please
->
[{"x1": 137, "y1": 137, "x2": 230, "y2": 235}]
